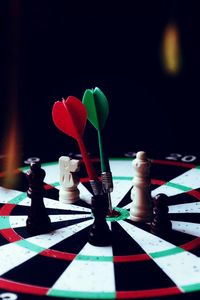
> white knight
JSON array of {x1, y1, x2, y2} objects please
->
[{"x1": 59, "y1": 156, "x2": 80, "y2": 204}]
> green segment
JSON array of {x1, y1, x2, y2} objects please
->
[
  {"x1": 76, "y1": 254, "x2": 113, "y2": 262},
  {"x1": 106, "y1": 207, "x2": 130, "y2": 222},
  {"x1": 0, "y1": 216, "x2": 10, "y2": 229},
  {"x1": 49, "y1": 289, "x2": 115, "y2": 299},
  {"x1": 165, "y1": 182, "x2": 192, "y2": 192},
  {"x1": 113, "y1": 176, "x2": 132, "y2": 180},
  {"x1": 16, "y1": 239, "x2": 45, "y2": 253},
  {"x1": 181, "y1": 283, "x2": 200, "y2": 293},
  {"x1": 50, "y1": 181, "x2": 59, "y2": 187},
  {"x1": 150, "y1": 246, "x2": 184, "y2": 258},
  {"x1": 9, "y1": 192, "x2": 27, "y2": 204}
]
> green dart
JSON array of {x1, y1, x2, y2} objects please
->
[{"x1": 82, "y1": 87, "x2": 113, "y2": 213}]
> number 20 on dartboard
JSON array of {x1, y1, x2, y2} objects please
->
[
  {"x1": 0, "y1": 293, "x2": 18, "y2": 300},
  {"x1": 165, "y1": 153, "x2": 196, "y2": 162}
]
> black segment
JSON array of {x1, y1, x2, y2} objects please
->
[
  {"x1": 3, "y1": 255, "x2": 70, "y2": 287},
  {"x1": 14, "y1": 217, "x2": 93, "y2": 239},
  {"x1": 111, "y1": 221, "x2": 145, "y2": 255},
  {"x1": 125, "y1": 219, "x2": 195, "y2": 248},
  {"x1": 0, "y1": 234, "x2": 9, "y2": 246},
  {"x1": 114, "y1": 259, "x2": 175, "y2": 291},
  {"x1": 167, "y1": 193, "x2": 199, "y2": 206},
  {"x1": 151, "y1": 164, "x2": 188, "y2": 182},
  {"x1": 12, "y1": 204, "x2": 91, "y2": 216},
  {"x1": 45, "y1": 186, "x2": 59, "y2": 201},
  {"x1": 169, "y1": 213, "x2": 200, "y2": 223},
  {"x1": 51, "y1": 225, "x2": 91, "y2": 253},
  {"x1": 116, "y1": 190, "x2": 132, "y2": 208},
  {"x1": 74, "y1": 199, "x2": 91, "y2": 209}
]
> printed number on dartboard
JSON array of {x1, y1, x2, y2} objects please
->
[
  {"x1": 165, "y1": 153, "x2": 197, "y2": 162},
  {"x1": 0, "y1": 293, "x2": 18, "y2": 300}
]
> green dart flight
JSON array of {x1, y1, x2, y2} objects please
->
[{"x1": 82, "y1": 87, "x2": 113, "y2": 212}]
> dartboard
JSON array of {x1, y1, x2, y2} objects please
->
[{"x1": 1, "y1": 152, "x2": 200, "y2": 300}]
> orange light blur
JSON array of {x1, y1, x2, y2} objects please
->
[
  {"x1": 3, "y1": 117, "x2": 21, "y2": 188},
  {"x1": 161, "y1": 23, "x2": 182, "y2": 75}
]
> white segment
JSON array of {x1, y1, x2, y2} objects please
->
[
  {"x1": 111, "y1": 179, "x2": 132, "y2": 207},
  {"x1": 8, "y1": 216, "x2": 27, "y2": 228},
  {"x1": 0, "y1": 187, "x2": 22, "y2": 203},
  {"x1": 0, "y1": 218, "x2": 93, "y2": 275},
  {"x1": 118, "y1": 220, "x2": 175, "y2": 253},
  {"x1": 41, "y1": 163, "x2": 59, "y2": 183},
  {"x1": 7, "y1": 213, "x2": 91, "y2": 229},
  {"x1": 172, "y1": 220, "x2": 200, "y2": 237},
  {"x1": 26, "y1": 219, "x2": 93, "y2": 248},
  {"x1": 155, "y1": 251, "x2": 200, "y2": 287},
  {"x1": 51, "y1": 243, "x2": 115, "y2": 293},
  {"x1": 152, "y1": 167, "x2": 200, "y2": 197},
  {"x1": 169, "y1": 202, "x2": 200, "y2": 214},
  {"x1": 0, "y1": 243, "x2": 38, "y2": 275},
  {"x1": 151, "y1": 185, "x2": 182, "y2": 198},
  {"x1": 119, "y1": 220, "x2": 200, "y2": 288},
  {"x1": 79, "y1": 183, "x2": 92, "y2": 204},
  {"x1": 110, "y1": 159, "x2": 132, "y2": 177},
  {"x1": 78, "y1": 242, "x2": 113, "y2": 257}
]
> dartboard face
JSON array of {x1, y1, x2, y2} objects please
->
[{"x1": 1, "y1": 152, "x2": 200, "y2": 300}]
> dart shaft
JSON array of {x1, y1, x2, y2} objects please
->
[
  {"x1": 77, "y1": 137, "x2": 97, "y2": 181},
  {"x1": 102, "y1": 171, "x2": 113, "y2": 193},
  {"x1": 102, "y1": 171, "x2": 113, "y2": 213},
  {"x1": 98, "y1": 130, "x2": 110, "y2": 173}
]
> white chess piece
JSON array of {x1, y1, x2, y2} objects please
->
[
  {"x1": 59, "y1": 156, "x2": 80, "y2": 204},
  {"x1": 130, "y1": 151, "x2": 153, "y2": 222}
]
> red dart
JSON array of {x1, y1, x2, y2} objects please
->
[{"x1": 52, "y1": 96, "x2": 97, "y2": 181}]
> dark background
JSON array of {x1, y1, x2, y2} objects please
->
[{"x1": 1, "y1": 0, "x2": 200, "y2": 164}]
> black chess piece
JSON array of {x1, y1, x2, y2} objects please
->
[
  {"x1": 89, "y1": 194, "x2": 112, "y2": 246},
  {"x1": 26, "y1": 162, "x2": 52, "y2": 235},
  {"x1": 151, "y1": 193, "x2": 172, "y2": 238}
]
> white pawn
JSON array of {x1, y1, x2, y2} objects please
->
[
  {"x1": 130, "y1": 151, "x2": 153, "y2": 222},
  {"x1": 59, "y1": 156, "x2": 80, "y2": 204}
]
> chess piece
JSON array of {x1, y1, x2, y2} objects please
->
[
  {"x1": 89, "y1": 194, "x2": 111, "y2": 246},
  {"x1": 26, "y1": 162, "x2": 51, "y2": 235},
  {"x1": 59, "y1": 156, "x2": 80, "y2": 204},
  {"x1": 130, "y1": 151, "x2": 153, "y2": 222},
  {"x1": 151, "y1": 193, "x2": 172, "y2": 237}
]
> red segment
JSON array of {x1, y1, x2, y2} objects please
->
[
  {"x1": 0, "y1": 204, "x2": 16, "y2": 216},
  {"x1": 0, "y1": 228, "x2": 22, "y2": 242},
  {"x1": 117, "y1": 286, "x2": 181, "y2": 299},
  {"x1": 181, "y1": 237, "x2": 200, "y2": 251},
  {"x1": 114, "y1": 253, "x2": 150, "y2": 263},
  {"x1": 0, "y1": 278, "x2": 48, "y2": 296},
  {"x1": 80, "y1": 177, "x2": 90, "y2": 183},
  {"x1": 80, "y1": 176, "x2": 101, "y2": 183},
  {"x1": 44, "y1": 183, "x2": 54, "y2": 190},
  {"x1": 41, "y1": 249, "x2": 76, "y2": 261},
  {"x1": 152, "y1": 159, "x2": 196, "y2": 169},
  {"x1": 151, "y1": 179, "x2": 166, "y2": 186},
  {"x1": 187, "y1": 189, "x2": 200, "y2": 200}
]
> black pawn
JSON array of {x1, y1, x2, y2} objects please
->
[
  {"x1": 151, "y1": 193, "x2": 172, "y2": 238},
  {"x1": 89, "y1": 194, "x2": 111, "y2": 246},
  {"x1": 26, "y1": 162, "x2": 51, "y2": 235}
]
